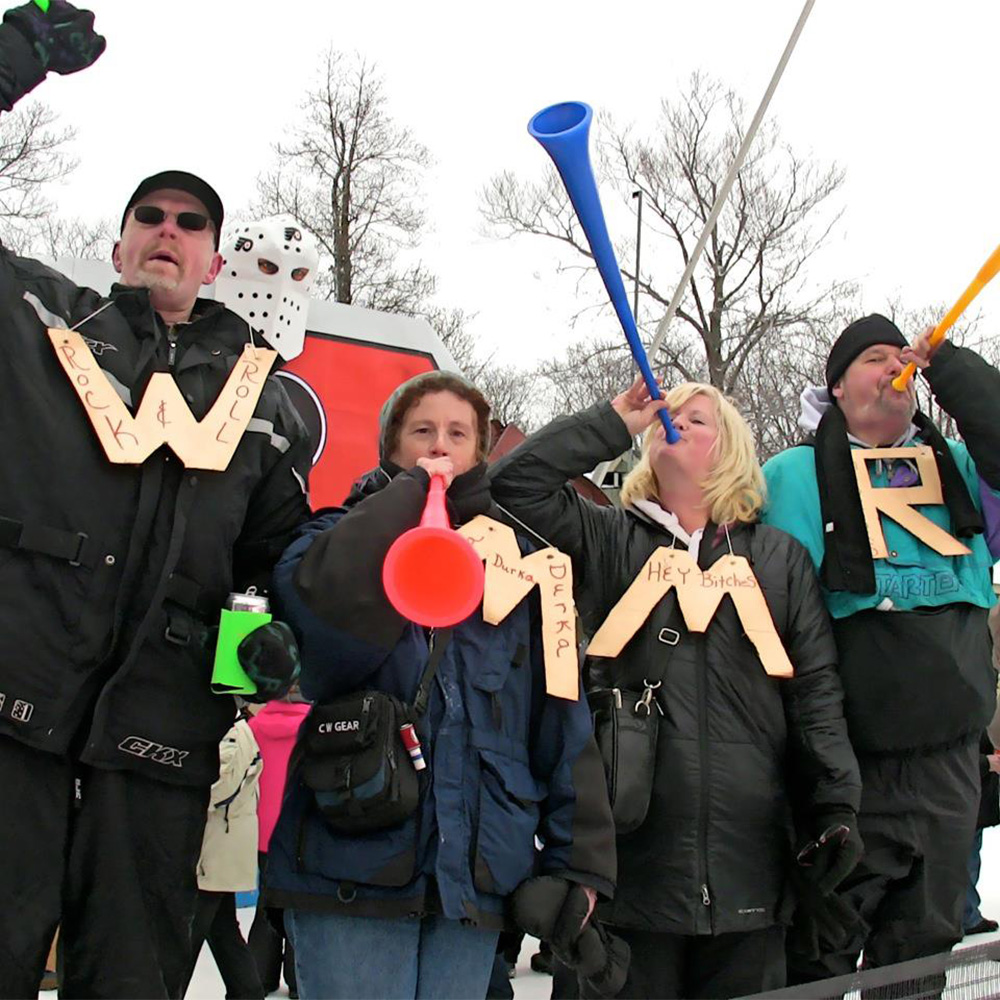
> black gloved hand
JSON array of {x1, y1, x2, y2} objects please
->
[
  {"x1": 510, "y1": 876, "x2": 630, "y2": 998},
  {"x1": 511, "y1": 876, "x2": 590, "y2": 956},
  {"x1": 446, "y1": 462, "x2": 492, "y2": 524},
  {"x1": 4, "y1": 0, "x2": 105, "y2": 75},
  {"x1": 572, "y1": 919, "x2": 631, "y2": 998},
  {"x1": 787, "y1": 866, "x2": 865, "y2": 962},
  {"x1": 796, "y1": 809, "x2": 864, "y2": 896},
  {"x1": 237, "y1": 620, "x2": 301, "y2": 702}
]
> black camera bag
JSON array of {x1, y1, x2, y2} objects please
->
[{"x1": 301, "y1": 630, "x2": 451, "y2": 833}]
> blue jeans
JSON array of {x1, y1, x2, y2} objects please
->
[
  {"x1": 285, "y1": 909, "x2": 499, "y2": 1000},
  {"x1": 964, "y1": 829, "x2": 984, "y2": 930}
]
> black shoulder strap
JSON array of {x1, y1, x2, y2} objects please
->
[
  {"x1": 608, "y1": 587, "x2": 687, "y2": 687},
  {"x1": 412, "y1": 628, "x2": 453, "y2": 718},
  {"x1": 814, "y1": 404, "x2": 877, "y2": 594}
]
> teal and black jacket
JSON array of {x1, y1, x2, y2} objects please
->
[
  {"x1": 762, "y1": 438, "x2": 996, "y2": 620},
  {"x1": 762, "y1": 341, "x2": 1000, "y2": 754}
]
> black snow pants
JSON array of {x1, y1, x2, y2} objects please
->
[
  {"x1": 567, "y1": 925, "x2": 786, "y2": 999},
  {"x1": 247, "y1": 854, "x2": 297, "y2": 995},
  {"x1": 184, "y1": 891, "x2": 263, "y2": 1000},
  {"x1": 787, "y1": 739, "x2": 980, "y2": 993},
  {"x1": 0, "y1": 735, "x2": 209, "y2": 999}
]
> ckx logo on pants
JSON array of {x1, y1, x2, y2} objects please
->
[{"x1": 118, "y1": 735, "x2": 189, "y2": 767}]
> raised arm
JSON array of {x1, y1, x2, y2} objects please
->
[
  {"x1": 0, "y1": 1, "x2": 104, "y2": 113},
  {"x1": 489, "y1": 379, "x2": 667, "y2": 624}
]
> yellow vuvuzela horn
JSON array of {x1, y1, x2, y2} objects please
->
[{"x1": 893, "y1": 242, "x2": 1000, "y2": 391}]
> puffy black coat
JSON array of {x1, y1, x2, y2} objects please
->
[
  {"x1": 490, "y1": 402, "x2": 861, "y2": 935},
  {"x1": 0, "y1": 249, "x2": 311, "y2": 788}
]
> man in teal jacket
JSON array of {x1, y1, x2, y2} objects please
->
[{"x1": 762, "y1": 314, "x2": 1000, "y2": 988}]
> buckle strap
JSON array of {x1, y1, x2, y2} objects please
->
[
  {"x1": 412, "y1": 628, "x2": 453, "y2": 719},
  {"x1": 164, "y1": 609, "x2": 193, "y2": 647},
  {"x1": 0, "y1": 516, "x2": 92, "y2": 568},
  {"x1": 164, "y1": 572, "x2": 218, "y2": 620}
]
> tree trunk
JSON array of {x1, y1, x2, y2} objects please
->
[{"x1": 334, "y1": 168, "x2": 352, "y2": 304}]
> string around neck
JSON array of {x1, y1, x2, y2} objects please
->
[{"x1": 70, "y1": 299, "x2": 116, "y2": 331}]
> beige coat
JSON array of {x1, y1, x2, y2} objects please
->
[{"x1": 197, "y1": 719, "x2": 263, "y2": 892}]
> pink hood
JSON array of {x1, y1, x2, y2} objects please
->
[{"x1": 248, "y1": 701, "x2": 310, "y2": 852}]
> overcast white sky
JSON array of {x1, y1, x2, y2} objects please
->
[{"x1": 30, "y1": 0, "x2": 1000, "y2": 368}]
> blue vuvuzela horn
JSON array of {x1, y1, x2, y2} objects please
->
[{"x1": 528, "y1": 101, "x2": 679, "y2": 443}]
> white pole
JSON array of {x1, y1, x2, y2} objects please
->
[
  {"x1": 646, "y1": 0, "x2": 816, "y2": 365},
  {"x1": 592, "y1": 0, "x2": 816, "y2": 490}
]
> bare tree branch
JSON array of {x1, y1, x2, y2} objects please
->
[
  {"x1": 0, "y1": 100, "x2": 77, "y2": 249},
  {"x1": 254, "y1": 49, "x2": 435, "y2": 314},
  {"x1": 14, "y1": 214, "x2": 115, "y2": 259},
  {"x1": 480, "y1": 72, "x2": 854, "y2": 456},
  {"x1": 253, "y1": 49, "x2": 487, "y2": 374}
]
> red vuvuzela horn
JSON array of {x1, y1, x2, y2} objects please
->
[{"x1": 382, "y1": 474, "x2": 485, "y2": 627}]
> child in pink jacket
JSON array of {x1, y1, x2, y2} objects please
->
[{"x1": 247, "y1": 692, "x2": 309, "y2": 998}]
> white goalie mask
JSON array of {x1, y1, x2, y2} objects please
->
[{"x1": 216, "y1": 218, "x2": 319, "y2": 360}]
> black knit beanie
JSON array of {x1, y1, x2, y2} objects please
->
[{"x1": 826, "y1": 314, "x2": 907, "y2": 391}]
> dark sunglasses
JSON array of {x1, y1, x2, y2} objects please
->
[{"x1": 132, "y1": 205, "x2": 211, "y2": 232}]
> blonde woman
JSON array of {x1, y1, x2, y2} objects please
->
[{"x1": 490, "y1": 379, "x2": 861, "y2": 999}]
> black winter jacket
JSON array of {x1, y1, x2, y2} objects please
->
[
  {"x1": 0, "y1": 250, "x2": 311, "y2": 788},
  {"x1": 490, "y1": 403, "x2": 861, "y2": 935}
]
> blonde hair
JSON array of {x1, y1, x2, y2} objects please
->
[{"x1": 619, "y1": 383, "x2": 766, "y2": 525}]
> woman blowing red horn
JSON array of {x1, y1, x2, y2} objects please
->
[
  {"x1": 490, "y1": 378, "x2": 861, "y2": 999},
  {"x1": 262, "y1": 372, "x2": 625, "y2": 1000}
]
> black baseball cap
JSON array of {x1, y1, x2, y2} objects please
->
[{"x1": 120, "y1": 170, "x2": 224, "y2": 249}]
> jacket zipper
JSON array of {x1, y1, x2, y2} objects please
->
[
  {"x1": 85, "y1": 299, "x2": 168, "y2": 677},
  {"x1": 296, "y1": 813, "x2": 309, "y2": 872},
  {"x1": 422, "y1": 628, "x2": 436, "y2": 705},
  {"x1": 83, "y1": 433, "x2": 196, "y2": 758},
  {"x1": 695, "y1": 631, "x2": 712, "y2": 931},
  {"x1": 80, "y1": 305, "x2": 234, "y2": 765}
]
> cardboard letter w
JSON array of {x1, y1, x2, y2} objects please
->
[{"x1": 50, "y1": 329, "x2": 276, "y2": 471}]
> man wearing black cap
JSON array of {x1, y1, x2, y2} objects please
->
[
  {"x1": 114, "y1": 169, "x2": 226, "y2": 325},
  {"x1": 0, "y1": 4, "x2": 312, "y2": 998},
  {"x1": 762, "y1": 314, "x2": 1000, "y2": 988}
]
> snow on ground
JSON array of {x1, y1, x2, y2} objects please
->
[{"x1": 179, "y1": 825, "x2": 1000, "y2": 999}]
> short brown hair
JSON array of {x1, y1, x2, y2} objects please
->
[{"x1": 380, "y1": 372, "x2": 492, "y2": 462}]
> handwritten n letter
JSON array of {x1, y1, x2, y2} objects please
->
[{"x1": 458, "y1": 515, "x2": 578, "y2": 700}]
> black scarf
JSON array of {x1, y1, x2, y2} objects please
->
[{"x1": 813, "y1": 405, "x2": 982, "y2": 594}]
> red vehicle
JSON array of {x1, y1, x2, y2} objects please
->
[{"x1": 276, "y1": 301, "x2": 457, "y2": 507}]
